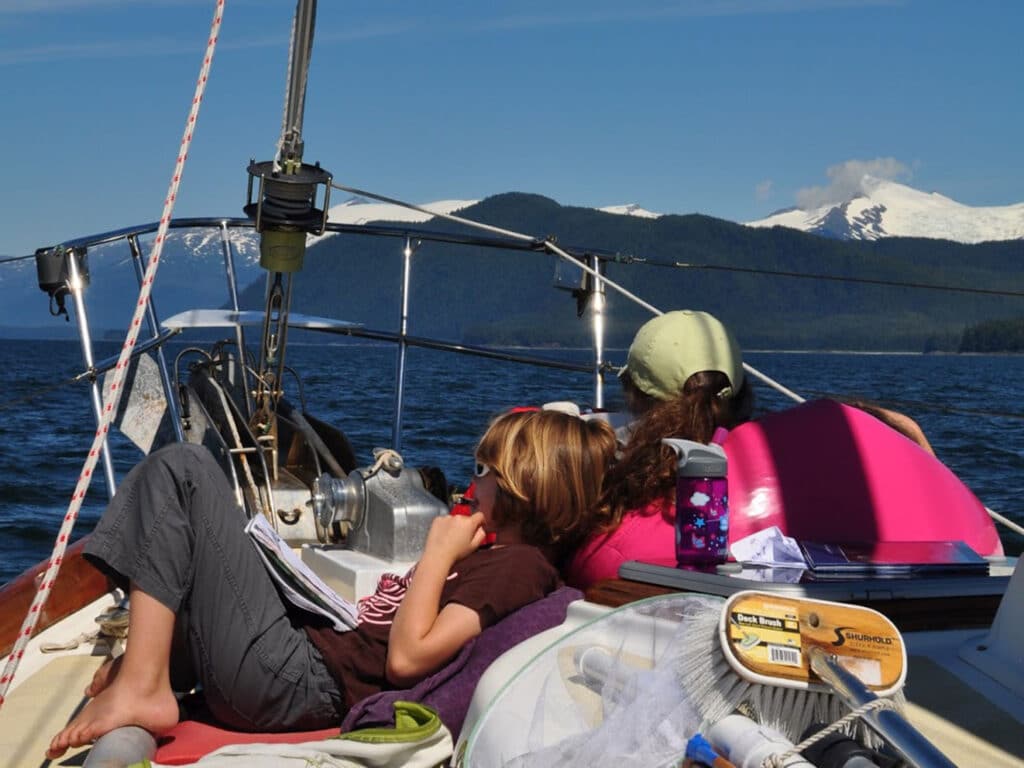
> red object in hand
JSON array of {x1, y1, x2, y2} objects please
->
[
  {"x1": 451, "y1": 405, "x2": 540, "y2": 545},
  {"x1": 451, "y1": 484, "x2": 496, "y2": 544}
]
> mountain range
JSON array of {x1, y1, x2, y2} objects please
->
[
  {"x1": 2, "y1": 183, "x2": 1022, "y2": 351},
  {"x1": 318, "y1": 176, "x2": 1024, "y2": 244},
  {"x1": 261, "y1": 192, "x2": 1024, "y2": 352}
]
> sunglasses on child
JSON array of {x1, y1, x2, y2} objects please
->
[{"x1": 474, "y1": 461, "x2": 492, "y2": 478}]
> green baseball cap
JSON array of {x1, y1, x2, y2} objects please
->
[{"x1": 620, "y1": 310, "x2": 744, "y2": 401}]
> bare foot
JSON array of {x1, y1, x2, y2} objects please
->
[
  {"x1": 47, "y1": 674, "x2": 179, "y2": 759},
  {"x1": 85, "y1": 655, "x2": 123, "y2": 698}
]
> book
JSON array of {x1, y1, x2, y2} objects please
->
[
  {"x1": 619, "y1": 557, "x2": 1006, "y2": 601},
  {"x1": 798, "y1": 540, "x2": 989, "y2": 578},
  {"x1": 245, "y1": 514, "x2": 359, "y2": 632}
]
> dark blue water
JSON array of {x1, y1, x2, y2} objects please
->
[{"x1": 1, "y1": 339, "x2": 1021, "y2": 586}]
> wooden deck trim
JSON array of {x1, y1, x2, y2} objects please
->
[{"x1": 0, "y1": 536, "x2": 113, "y2": 657}]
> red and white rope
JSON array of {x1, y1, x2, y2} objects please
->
[{"x1": 0, "y1": 0, "x2": 226, "y2": 709}]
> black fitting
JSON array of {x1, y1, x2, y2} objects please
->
[
  {"x1": 244, "y1": 159, "x2": 332, "y2": 234},
  {"x1": 35, "y1": 246, "x2": 88, "y2": 320}
]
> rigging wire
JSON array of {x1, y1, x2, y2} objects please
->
[
  {"x1": 330, "y1": 181, "x2": 536, "y2": 243},
  {"x1": 329, "y1": 180, "x2": 1024, "y2": 301},
  {"x1": 0, "y1": 253, "x2": 36, "y2": 265},
  {"x1": 4, "y1": 203, "x2": 1023, "y2": 302},
  {"x1": 329, "y1": 181, "x2": 805, "y2": 402},
  {"x1": 635, "y1": 260, "x2": 1024, "y2": 300},
  {"x1": 0, "y1": 0, "x2": 226, "y2": 710}
]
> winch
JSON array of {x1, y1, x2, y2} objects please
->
[{"x1": 311, "y1": 450, "x2": 447, "y2": 563}]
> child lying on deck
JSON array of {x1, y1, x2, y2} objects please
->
[{"x1": 48, "y1": 409, "x2": 617, "y2": 759}]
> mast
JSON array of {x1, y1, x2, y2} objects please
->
[{"x1": 243, "y1": 0, "x2": 332, "y2": 476}]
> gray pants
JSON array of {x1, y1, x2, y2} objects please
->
[{"x1": 85, "y1": 442, "x2": 344, "y2": 731}]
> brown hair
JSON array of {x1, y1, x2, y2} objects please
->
[
  {"x1": 600, "y1": 370, "x2": 754, "y2": 529},
  {"x1": 474, "y1": 410, "x2": 617, "y2": 557}
]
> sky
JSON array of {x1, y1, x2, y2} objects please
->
[{"x1": 1, "y1": 0, "x2": 1022, "y2": 257}]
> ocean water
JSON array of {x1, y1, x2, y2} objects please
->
[{"x1": 1, "y1": 338, "x2": 1022, "y2": 586}]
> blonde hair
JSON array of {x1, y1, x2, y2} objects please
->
[{"x1": 474, "y1": 410, "x2": 617, "y2": 555}]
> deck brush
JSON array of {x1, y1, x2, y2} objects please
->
[{"x1": 673, "y1": 591, "x2": 909, "y2": 751}]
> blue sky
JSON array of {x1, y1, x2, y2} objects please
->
[{"x1": 2, "y1": 0, "x2": 1021, "y2": 257}]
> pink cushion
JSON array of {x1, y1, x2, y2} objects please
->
[
  {"x1": 726, "y1": 400, "x2": 1001, "y2": 556},
  {"x1": 567, "y1": 400, "x2": 1002, "y2": 589}
]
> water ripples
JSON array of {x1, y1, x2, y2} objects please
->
[{"x1": 1, "y1": 342, "x2": 1021, "y2": 585}]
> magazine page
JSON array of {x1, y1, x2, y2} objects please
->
[{"x1": 245, "y1": 515, "x2": 359, "y2": 631}]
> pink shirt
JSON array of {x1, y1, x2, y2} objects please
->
[
  {"x1": 566, "y1": 399, "x2": 1002, "y2": 591},
  {"x1": 565, "y1": 499, "x2": 674, "y2": 589}
]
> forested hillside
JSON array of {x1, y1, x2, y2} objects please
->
[
  {"x1": 960, "y1": 318, "x2": 1024, "y2": 352},
  {"x1": 231, "y1": 193, "x2": 1024, "y2": 351}
]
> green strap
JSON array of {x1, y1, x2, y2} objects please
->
[{"x1": 338, "y1": 701, "x2": 442, "y2": 745}]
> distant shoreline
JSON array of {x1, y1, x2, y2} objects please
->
[{"x1": 1, "y1": 334, "x2": 1022, "y2": 356}]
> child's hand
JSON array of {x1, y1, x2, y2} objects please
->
[{"x1": 423, "y1": 512, "x2": 488, "y2": 565}]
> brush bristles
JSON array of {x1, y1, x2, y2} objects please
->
[{"x1": 672, "y1": 605, "x2": 904, "y2": 748}]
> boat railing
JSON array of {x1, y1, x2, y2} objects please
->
[
  {"x1": 36, "y1": 204, "x2": 811, "y2": 466},
  {"x1": 29, "y1": 214, "x2": 1024, "y2": 549},
  {"x1": 37, "y1": 213, "x2": 805, "y2": 482},
  {"x1": 27, "y1": 216, "x2": 647, "y2": 501}
]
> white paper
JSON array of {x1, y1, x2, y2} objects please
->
[
  {"x1": 245, "y1": 515, "x2": 359, "y2": 631},
  {"x1": 729, "y1": 525, "x2": 808, "y2": 568}
]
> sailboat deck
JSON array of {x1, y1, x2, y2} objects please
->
[{"x1": 0, "y1": 654, "x2": 105, "y2": 767}]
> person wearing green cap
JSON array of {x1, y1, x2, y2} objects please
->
[
  {"x1": 618, "y1": 309, "x2": 748, "y2": 408},
  {"x1": 566, "y1": 310, "x2": 754, "y2": 588}
]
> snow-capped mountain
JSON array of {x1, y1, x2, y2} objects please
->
[
  {"x1": 598, "y1": 203, "x2": 661, "y2": 219},
  {"x1": 324, "y1": 197, "x2": 479, "y2": 226},
  {"x1": 180, "y1": 227, "x2": 261, "y2": 263},
  {"x1": 314, "y1": 196, "x2": 660, "y2": 241},
  {"x1": 306, "y1": 197, "x2": 478, "y2": 246},
  {"x1": 746, "y1": 176, "x2": 1024, "y2": 243},
  {"x1": 323, "y1": 181, "x2": 1024, "y2": 245}
]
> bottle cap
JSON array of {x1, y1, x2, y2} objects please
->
[{"x1": 662, "y1": 438, "x2": 727, "y2": 477}]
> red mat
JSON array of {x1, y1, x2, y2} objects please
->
[{"x1": 154, "y1": 720, "x2": 339, "y2": 765}]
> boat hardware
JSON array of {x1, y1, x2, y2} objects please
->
[{"x1": 312, "y1": 449, "x2": 447, "y2": 558}]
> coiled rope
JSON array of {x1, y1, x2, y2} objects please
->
[
  {"x1": 761, "y1": 697, "x2": 901, "y2": 768},
  {"x1": 0, "y1": 0, "x2": 226, "y2": 710}
]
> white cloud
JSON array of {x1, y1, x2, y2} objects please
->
[
  {"x1": 795, "y1": 158, "x2": 911, "y2": 210},
  {"x1": 754, "y1": 179, "x2": 774, "y2": 202}
]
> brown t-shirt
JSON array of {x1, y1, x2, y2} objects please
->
[{"x1": 305, "y1": 544, "x2": 560, "y2": 710}]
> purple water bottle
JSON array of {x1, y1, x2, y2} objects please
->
[{"x1": 662, "y1": 439, "x2": 729, "y2": 566}]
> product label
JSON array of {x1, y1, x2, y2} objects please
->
[{"x1": 723, "y1": 593, "x2": 905, "y2": 693}]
